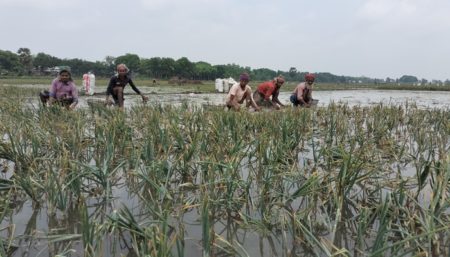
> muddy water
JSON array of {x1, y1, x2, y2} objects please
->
[
  {"x1": 312, "y1": 89, "x2": 450, "y2": 109},
  {"x1": 16, "y1": 86, "x2": 450, "y2": 109},
  {"x1": 77, "y1": 89, "x2": 450, "y2": 109}
]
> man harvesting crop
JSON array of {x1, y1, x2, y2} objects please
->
[
  {"x1": 253, "y1": 75, "x2": 286, "y2": 110},
  {"x1": 39, "y1": 69, "x2": 78, "y2": 109},
  {"x1": 106, "y1": 64, "x2": 148, "y2": 108},
  {"x1": 226, "y1": 72, "x2": 261, "y2": 112},
  {"x1": 290, "y1": 73, "x2": 315, "y2": 107}
]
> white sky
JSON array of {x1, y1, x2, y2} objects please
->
[{"x1": 1, "y1": 0, "x2": 449, "y2": 80}]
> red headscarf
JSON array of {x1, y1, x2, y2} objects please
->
[{"x1": 305, "y1": 73, "x2": 315, "y2": 82}]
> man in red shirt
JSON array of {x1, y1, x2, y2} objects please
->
[{"x1": 253, "y1": 76, "x2": 285, "y2": 110}]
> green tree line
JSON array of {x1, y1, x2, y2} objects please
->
[{"x1": 1, "y1": 48, "x2": 445, "y2": 84}]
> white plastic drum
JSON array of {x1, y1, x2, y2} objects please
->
[
  {"x1": 83, "y1": 72, "x2": 96, "y2": 95},
  {"x1": 215, "y1": 78, "x2": 224, "y2": 92}
]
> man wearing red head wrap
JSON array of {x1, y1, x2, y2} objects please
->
[
  {"x1": 226, "y1": 73, "x2": 261, "y2": 111},
  {"x1": 253, "y1": 75, "x2": 286, "y2": 110},
  {"x1": 290, "y1": 73, "x2": 315, "y2": 107}
]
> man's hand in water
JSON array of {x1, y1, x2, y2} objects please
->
[{"x1": 105, "y1": 96, "x2": 114, "y2": 106}]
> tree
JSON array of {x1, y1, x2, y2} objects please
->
[
  {"x1": 288, "y1": 67, "x2": 298, "y2": 79},
  {"x1": 159, "y1": 57, "x2": 176, "y2": 79},
  {"x1": 175, "y1": 57, "x2": 194, "y2": 79},
  {"x1": 213, "y1": 63, "x2": 246, "y2": 80},
  {"x1": 194, "y1": 61, "x2": 216, "y2": 80},
  {"x1": 398, "y1": 75, "x2": 418, "y2": 84},
  {"x1": 148, "y1": 57, "x2": 163, "y2": 78},
  {"x1": 252, "y1": 68, "x2": 277, "y2": 81},
  {"x1": 115, "y1": 53, "x2": 140, "y2": 73},
  {"x1": 139, "y1": 58, "x2": 152, "y2": 77},
  {"x1": 63, "y1": 58, "x2": 100, "y2": 75},
  {"x1": 0, "y1": 50, "x2": 23, "y2": 74},
  {"x1": 85, "y1": 61, "x2": 111, "y2": 77},
  {"x1": 140, "y1": 57, "x2": 162, "y2": 78},
  {"x1": 104, "y1": 56, "x2": 116, "y2": 66},
  {"x1": 17, "y1": 48, "x2": 33, "y2": 74},
  {"x1": 33, "y1": 52, "x2": 61, "y2": 70}
]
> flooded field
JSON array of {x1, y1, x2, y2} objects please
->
[
  {"x1": 80, "y1": 89, "x2": 450, "y2": 110},
  {"x1": 0, "y1": 86, "x2": 449, "y2": 256},
  {"x1": 8, "y1": 83, "x2": 450, "y2": 109},
  {"x1": 82, "y1": 89, "x2": 450, "y2": 109}
]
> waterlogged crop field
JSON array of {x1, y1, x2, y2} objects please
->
[{"x1": 0, "y1": 85, "x2": 449, "y2": 257}]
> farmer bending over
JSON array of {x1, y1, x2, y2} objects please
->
[
  {"x1": 290, "y1": 73, "x2": 315, "y2": 107},
  {"x1": 106, "y1": 64, "x2": 148, "y2": 108},
  {"x1": 226, "y1": 73, "x2": 261, "y2": 112},
  {"x1": 253, "y1": 75, "x2": 286, "y2": 110},
  {"x1": 39, "y1": 69, "x2": 78, "y2": 110}
]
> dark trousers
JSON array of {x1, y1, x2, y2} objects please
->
[
  {"x1": 39, "y1": 90, "x2": 74, "y2": 107},
  {"x1": 290, "y1": 94, "x2": 312, "y2": 106},
  {"x1": 39, "y1": 90, "x2": 50, "y2": 105},
  {"x1": 112, "y1": 87, "x2": 125, "y2": 107},
  {"x1": 290, "y1": 94, "x2": 303, "y2": 106}
]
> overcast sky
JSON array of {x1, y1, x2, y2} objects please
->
[{"x1": 1, "y1": 0, "x2": 449, "y2": 80}]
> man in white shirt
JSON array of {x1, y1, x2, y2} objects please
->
[{"x1": 226, "y1": 73, "x2": 261, "y2": 111}]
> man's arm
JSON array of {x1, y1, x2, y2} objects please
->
[
  {"x1": 296, "y1": 85, "x2": 308, "y2": 106},
  {"x1": 272, "y1": 90, "x2": 284, "y2": 107},
  {"x1": 69, "y1": 83, "x2": 79, "y2": 109},
  {"x1": 129, "y1": 79, "x2": 148, "y2": 102},
  {"x1": 106, "y1": 78, "x2": 114, "y2": 96},
  {"x1": 245, "y1": 87, "x2": 261, "y2": 111},
  {"x1": 229, "y1": 94, "x2": 236, "y2": 103}
]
